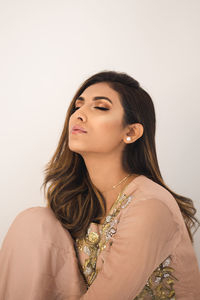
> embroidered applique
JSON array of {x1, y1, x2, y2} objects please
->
[
  {"x1": 134, "y1": 255, "x2": 178, "y2": 300},
  {"x1": 75, "y1": 192, "x2": 178, "y2": 298},
  {"x1": 75, "y1": 192, "x2": 134, "y2": 287}
]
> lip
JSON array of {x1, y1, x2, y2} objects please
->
[
  {"x1": 71, "y1": 130, "x2": 87, "y2": 135},
  {"x1": 71, "y1": 125, "x2": 87, "y2": 134}
]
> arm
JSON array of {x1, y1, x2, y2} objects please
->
[{"x1": 80, "y1": 198, "x2": 181, "y2": 300}]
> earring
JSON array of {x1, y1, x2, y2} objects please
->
[{"x1": 126, "y1": 137, "x2": 131, "y2": 141}]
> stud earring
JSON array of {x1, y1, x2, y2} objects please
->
[{"x1": 126, "y1": 137, "x2": 131, "y2": 141}]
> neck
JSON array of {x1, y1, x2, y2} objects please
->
[{"x1": 81, "y1": 151, "x2": 137, "y2": 198}]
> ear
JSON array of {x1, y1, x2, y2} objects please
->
[{"x1": 123, "y1": 123, "x2": 144, "y2": 144}]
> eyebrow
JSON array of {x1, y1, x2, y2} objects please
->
[{"x1": 75, "y1": 96, "x2": 113, "y2": 104}]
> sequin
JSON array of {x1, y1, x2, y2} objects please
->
[
  {"x1": 121, "y1": 195, "x2": 133, "y2": 208},
  {"x1": 83, "y1": 245, "x2": 91, "y2": 256},
  {"x1": 110, "y1": 228, "x2": 116, "y2": 234},
  {"x1": 106, "y1": 215, "x2": 112, "y2": 222},
  {"x1": 84, "y1": 266, "x2": 92, "y2": 275},
  {"x1": 155, "y1": 276, "x2": 161, "y2": 283},
  {"x1": 162, "y1": 257, "x2": 171, "y2": 267}
]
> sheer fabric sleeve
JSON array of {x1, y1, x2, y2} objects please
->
[
  {"x1": 80, "y1": 198, "x2": 181, "y2": 300},
  {"x1": 0, "y1": 207, "x2": 87, "y2": 300}
]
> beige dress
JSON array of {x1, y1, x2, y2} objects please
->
[{"x1": 0, "y1": 175, "x2": 200, "y2": 299}]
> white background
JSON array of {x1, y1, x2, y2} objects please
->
[{"x1": 0, "y1": 0, "x2": 199, "y2": 266}]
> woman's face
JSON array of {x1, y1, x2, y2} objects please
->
[{"x1": 68, "y1": 82, "x2": 128, "y2": 155}]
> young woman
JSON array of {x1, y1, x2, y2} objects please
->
[{"x1": 0, "y1": 71, "x2": 200, "y2": 299}]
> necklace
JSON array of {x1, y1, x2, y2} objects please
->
[{"x1": 101, "y1": 173, "x2": 131, "y2": 193}]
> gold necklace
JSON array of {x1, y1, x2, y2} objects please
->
[{"x1": 101, "y1": 173, "x2": 131, "y2": 193}]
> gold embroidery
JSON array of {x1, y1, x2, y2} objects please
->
[
  {"x1": 88, "y1": 231, "x2": 100, "y2": 244},
  {"x1": 75, "y1": 191, "x2": 178, "y2": 299},
  {"x1": 134, "y1": 255, "x2": 178, "y2": 299},
  {"x1": 75, "y1": 191, "x2": 133, "y2": 286}
]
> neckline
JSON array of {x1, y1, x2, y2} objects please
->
[
  {"x1": 91, "y1": 174, "x2": 144, "y2": 226},
  {"x1": 121, "y1": 173, "x2": 144, "y2": 197}
]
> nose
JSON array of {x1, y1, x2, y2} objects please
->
[
  {"x1": 75, "y1": 108, "x2": 87, "y2": 122},
  {"x1": 77, "y1": 115, "x2": 84, "y2": 122}
]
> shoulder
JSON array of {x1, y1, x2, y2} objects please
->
[
  {"x1": 4, "y1": 206, "x2": 74, "y2": 251},
  {"x1": 131, "y1": 175, "x2": 182, "y2": 216},
  {"x1": 119, "y1": 177, "x2": 184, "y2": 252},
  {"x1": 123, "y1": 175, "x2": 184, "y2": 240}
]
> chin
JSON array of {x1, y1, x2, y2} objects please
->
[{"x1": 68, "y1": 143, "x2": 86, "y2": 154}]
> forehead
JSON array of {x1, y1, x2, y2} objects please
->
[{"x1": 79, "y1": 82, "x2": 121, "y2": 105}]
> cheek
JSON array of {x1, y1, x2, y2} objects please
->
[{"x1": 96, "y1": 118, "x2": 123, "y2": 138}]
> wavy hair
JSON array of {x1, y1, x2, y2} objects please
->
[{"x1": 41, "y1": 70, "x2": 200, "y2": 242}]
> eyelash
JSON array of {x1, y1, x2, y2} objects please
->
[{"x1": 74, "y1": 107, "x2": 109, "y2": 111}]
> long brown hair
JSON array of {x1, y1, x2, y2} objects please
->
[{"x1": 41, "y1": 70, "x2": 200, "y2": 242}]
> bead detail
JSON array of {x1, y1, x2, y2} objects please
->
[{"x1": 106, "y1": 215, "x2": 112, "y2": 223}]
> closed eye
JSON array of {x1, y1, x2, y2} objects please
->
[{"x1": 74, "y1": 107, "x2": 109, "y2": 111}]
